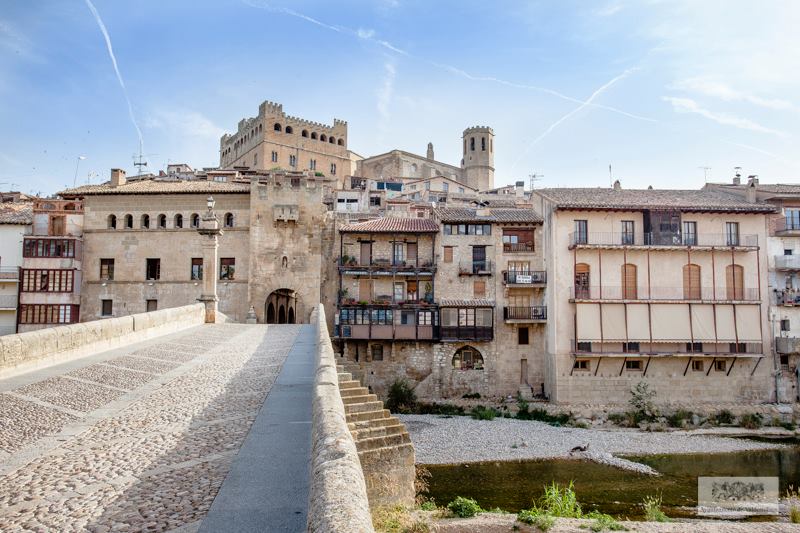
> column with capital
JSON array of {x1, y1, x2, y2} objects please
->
[{"x1": 198, "y1": 195, "x2": 223, "y2": 323}]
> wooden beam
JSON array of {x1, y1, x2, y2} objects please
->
[
  {"x1": 683, "y1": 357, "x2": 692, "y2": 376},
  {"x1": 643, "y1": 356, "x2": 652, "y2": 376},
  {"x1": 726, "y1": 357, "x2": 736, "y2": 376},
  {"x1": 706, "y1": 357, "x2": 716, "y2": 376},
  {"x1": 619, "y1": 357, "x2": 627, "y2": 376},
  {"x1": 750, "y1": 357, "x2": 763, "y2": 376}
]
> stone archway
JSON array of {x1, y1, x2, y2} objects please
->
[{"x1": 265, "y1": 288, "x2": 298, "y2": 324}]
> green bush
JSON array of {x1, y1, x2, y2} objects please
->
[
  {"x1": 517, "y1": 509, "x2": 555, "y2": 531},
  {"x1": 516, "y1": 403, "x2": 572, "y2": 426},
  {"x1": 666, "y1": 409, "x2": 693, "y2": 428},
  {"x1": 629, "y1": 381, "x2": 657, "y2": 421},
  {"x1": 711, "y1": 409, "x2": 735, "y2": 425},
  {"x1": 413, "y1": 402, "x2": 465, "y2": 416},
  {"x1": 587, "y1": 511, "x2": 627, "y2": 531},
  {"x1": 447, "y1": 496, "x2": 483, "y2": 518},
  {"x1": 418, "y1": 501, "x2": 437, "y2": 511},
  {"x1": 642, "y1": 494, "x2": 670, "y2": 522},
  {"x1": 607, "y1": 412, "x2": 626, "y2": 425},
  {"x1": 386, "y1": 379, "x2": 417, "y2": 414},
  {"x1": 739, "y1": 412, "x2": 763, "y2": 429},
  {"x1": 470, "y1": 405, "x2": 500, "y2": 420}
]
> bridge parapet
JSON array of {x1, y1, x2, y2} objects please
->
[{"x1": 0, "y1": 304, "x2": 205, "y2": 379}]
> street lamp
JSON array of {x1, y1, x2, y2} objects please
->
[
  {"x1": 206, "y1": 195, "x2": 215, "y2": 211},
  {"x1": 73, "y1": 156, "x2": 86, "y2": 187}
]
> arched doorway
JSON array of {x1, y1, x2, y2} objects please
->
[{"x1": 265, "y1": 288, "x2": 298, "y2": 324}]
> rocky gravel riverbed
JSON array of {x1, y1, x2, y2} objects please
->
[{"x1": 398, "y1": 414, "x2": 787, "y2": 466}]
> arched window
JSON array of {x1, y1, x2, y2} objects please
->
[
  {"x1": 108, "y1": 214, "x2": 117, "y2": 229},
  {"x1": 285, "y1": 126, "x2": 293, "y2": 134},
  {"x1": 621, "y1": 263, "x2": 637, "y2": 299},
  {"x1": 224, "y1": 212, "x2": 234, "y2": 228},
  {"x1": 311, "y1": 132, "x2": 318, "y2": 140},
  {"x1": 481, "y1": 137, "x2": 486, "y2": 151},
  {"x1": 329, "y1": 136, "x2": 335, "y2": 144},
  {"x1": 470, "y1": 137, "x2": 475, "y2": 151},
  {"x1": 683, "y1": 264, "x2": 701, "y2": 299},
  {"x1": 302, "y1": 130, "x2": 309, "y2": 138},
  {"x1": 174, "y1": 214, "x2": 183, "y2": 228},
  {"x1": 574, "y1": 263, "x2": 590, "y2": 299},
  {"x1": 320, "y1": 134, "x2": 327, "y2": 142},
  {"x1": 157, "y1": 214, "x2": 167, "y2": 229},
  {"x1": 141, "y1": 214, "x2": 150, "y2": 229},
  {"x1": 452, "y1": 346, "x2": 484, "y2": 370},
  {"x1": 190, "y1": 213, "x2": 200, "y2": 228},
  {"x1": 726, "y1": 264, "x2": 744, "y2": 300},
  {"x1": 124, "y1": 214, "x2": 133, "y2": 229},
  {"x1": 337, "y1": 138, "x2": 344, "y2": 146},
  {"x1": 274, "y1": 123, "x2": 282, "y2": 132}
]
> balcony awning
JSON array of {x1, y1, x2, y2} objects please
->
[{"x1": 439, "y1": 299, "x2": 494, "y2": 307}]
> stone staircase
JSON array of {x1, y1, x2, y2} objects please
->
[{"x1": 336, "y1": 359, "x2": 415, "y2": 507}]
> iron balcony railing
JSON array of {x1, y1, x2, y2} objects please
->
[
  {"x1": 503, "y1": 306, "x2": 547, "y2": 321},
  {"x1": 569, "y1": 232, "x2": 758, "y2": 248},
  {"x1": 571, "y1": 285, "x2": 760, "y2": 302},
  {"x1": 503, "y1": 270, "x2": 547, "y2": 285},
  {"x1": 775, "y1": 217, "x2": 800, "y2": 234},
  {"x1": 0, "y1": 267, "x2": 19, "y2": 280},
  {"x1": 571, "y1": 340, "x2": 763, "y2": 356},
  {"x1": 776, "y1": 289, "x2": 800, "y2": 306},
  {"x1": 775, "y1": 255, "x2": 800, "y2": 270},
  {"x1": 458, "y1": 260, "x2": 494, "y2": 275},
  {"x1": 503, "y1": 242, "x2": 534, "y2": 253},
  {"x1": 338, "y1": 256, "x2": 436, "y2": 271}
]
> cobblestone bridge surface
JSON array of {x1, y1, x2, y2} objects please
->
[{"x1": 0, "y1": 323, "x2": 301, "y2": 532}]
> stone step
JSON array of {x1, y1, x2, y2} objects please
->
[
  {"x1": 346, "y1": 408, "x2": 391, "y2": 423},
  {"x1": 338, "y1": 380, "x2": 362, "y2": 390},
  {"x1": 341, "y1": 394, "x2": 378, "y2": 405},
  {"x1": 339, "y1": 386, "x2": 370, "y2": 397},
  {"x1": 344, "y1": 400, "x2": 384, "y2": 415},
  {"x1": 357, "y1": 442, "x2": 415, "y2": 461},
  {"x1": 355, "y1": 432, "x2": 411, "y2": 452},
  {"x1": 351, "y1": 423, "x2": 406, "y2": 441},
  {"x1": 337, "y1": 372, "x2": 353, "y2": 382},
  {"x1": 348, "y1": 416, "x2": 402, "y2": 432}
]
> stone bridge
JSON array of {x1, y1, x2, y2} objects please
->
[{"x1": 0, "y1": 304, "x2": 412, "y2": 532}]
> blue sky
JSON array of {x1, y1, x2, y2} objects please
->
[{"x1": 1, "y1": 0, "x2": 798, "y2": 195}]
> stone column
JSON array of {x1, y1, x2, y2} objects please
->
[{"x1": 198, "y1": 197, "x2": 223, "y2": 323}]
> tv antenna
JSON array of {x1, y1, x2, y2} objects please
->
[
  {"x1": 698, "y1": 166, "x2": 711, "y2": 183},
  {"x1": 132, "y1": 151, "x2": 158, "y2": 176},
  {"x1": 529, "y1": 172, "x2": 544, "y2": 190}
]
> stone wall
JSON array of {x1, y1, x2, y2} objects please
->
[
  {"x1": 307, "y1": 305, "x2": 374, "y2": 533},
  {"x1": 0, "y1": 303, "x2": 205, "y2": 379}
]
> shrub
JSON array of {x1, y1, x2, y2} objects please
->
[
  {"x1": 413, "y1": 402, "x2": 465, "y2": 416},
  {"x1": 516, "y1": 404, "x2": 572, "y2": 426},
  {"x1": 538, "y1": 481, "x2": 582, "y2": 518},
  {"x1": 462, "y1": 392, "x2": 481, "y2": 399},
  {"x1": 587, "y1": 511, "x2": 627, "y2": 531},
  {"x1": 372, "y1": 505, "x2": 422, "y2": 533},
  {"x1": 739, "y1": 412, "x2": 763, "y2": 429},
  {"x1": 470, "y1": 405, "x2": 499, "y2": 420},
  {"x1": 666, "y1": 409, "x2": 693, "y2": 428},
  {"x1": 781, "y1": 421, "x2": 797, "y2": 431},
  {"x1": 791, "y1": 507, "x2": 800, "y2": 525},
  {"x1": 607, "y1": 412, "x2": 626, "y2": 425},
  {"x1": 787, "y1": 486, "x2": 800, "y2": 524},
  {"x1": 386, "y1": 379, "x2": 416, "y2": 414},
  {"x1": 447, "y1": 496, "x2": 483, "y2": 518},
  {"x1": 642, "y1": 494, "x2": 670, "y2": 522},
  {"x1": 414, "y1": 465, "x2": 431, "y2": 505},
  {"x1": 629, "y1": 381, "x2": 657, "y2": 420},
  {"x1": 517, "y1": 509, "x2": 555, "y2": 531},
  {"x1": 711, "y1": 409, "x2": 734, "y2": 425},
  {"x1": 419, "y1": 501, "x2": 437, "y2": 511}
]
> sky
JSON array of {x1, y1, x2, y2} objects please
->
[{"x1": 0, "y1": 0, "x2": 799, "y2": 195}]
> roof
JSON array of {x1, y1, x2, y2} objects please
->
[
  {"x1": 439, "y1": 298, "x2": 494, "y2": 307},
  {"x1": 535, "y1": 187, "x2": 775, "y2": 213},
  {"x1": 0, "y1": 202, "x2": 33, "y2": 225},
  {"x1": 403, "y1": 175, "x2": 478, "y2": 191},
  {"x1": 60, "y1": 179, "x2": 251, "y2": 197},
  {"x1": 358, "y1": 149, "x2": 463, "y2": 173},
  {"x1": 708, "y1": 183, "x2": 800, "y2": 197},
  {"x1": 434, "y1": 207, "x2": 543, "y2": 223},
  {"x1": 339, "y1": 217, "x2": 440, "y2": 233}
]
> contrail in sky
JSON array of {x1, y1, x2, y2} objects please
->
[
  {"x1": 84, "y1": 0, "x2": 144, "y2": 154},
  {"x1": 242, "y1": 1, "x2": 652, "y2": 124},
  {"x1": 511, "y1": 68, "x2": 638, "y2": 171}
]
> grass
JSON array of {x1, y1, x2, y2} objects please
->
[
  {"x1": 711, "y1": 409, "x2": 735, "y2": 425},
  {"x1": 517, "y1": 509, "x2": 555, "y2": 531},
  {"x1": 642, "y1": 494, "x2": 670, "y2": 522},
  {"x1": 787, "y1": 486, "x2": 800, "y2": 524},
  {"x1": 516, "y1": 398, "x2": 573, "y2": 426},
  {"x1": 447, "y1": 496, "x2": 483, "y2": 518},
  {"x1": 413, "y1": 402, "x2": 466, "y2": 416},
  {"x1": 586, "y1": 511, "x2": 627, "y2": 531},
  {"x1": 470, "y1": 405, "x2": 501, "y2": 420},
  {"x1": 517, "y1": 483, "x2": 628, "y2": 532},
  {"x1": 372, "y1": 505, "x2": 430, "y2": 533},
  {"x1": 665, "y1": 409, "x2": 693, "y2": 428},
  {"x1": 739, "y1": 412, "x2": 763, "y2": 429}
]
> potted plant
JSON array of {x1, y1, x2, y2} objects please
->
[
  {"x1": 340, "y1": 254, "x2": 349, "y2": 265},
  {"x1": 357, "y1": 300, "x2": 368, "y2": 306},
  {"x1": 424, "y1": 282, "x2": 433, "y2": 302}
]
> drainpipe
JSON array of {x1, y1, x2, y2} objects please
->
[{"x1": 770, "y1": 312, "x2": 782, "y2": 403}]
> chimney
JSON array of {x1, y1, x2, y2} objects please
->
[
  {"x1": 747, "y1": 175, "x2": 759, "y2": 186},
  {"x1": 733, "y1": 166, "x2": 742, "y2": 185},
  {"x1": 110, "y1": 168, "x2": 126, "y2": 187},
  {"x1": 426, "y1": 142, "x2": 434, "y2": 160},
  {"x1": 613, "y1": 179, "x2": 621, "y2": 191},
  {"x1": 746, "y1": 181, "x2": 757, "y2": 203}
]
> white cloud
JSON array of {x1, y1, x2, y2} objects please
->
[
  {"x1": 145, "y1": 110, "x2": 225, "y2": 140},
  {"x1": 662, "y1": 96, "x2": 784, "y2": 136},
  {"x1": 357, "y1": 28, "x2": 375, "y2": 40},
  {"x1": 672, "y1": 77, "x2": 797, "y2": 112}
]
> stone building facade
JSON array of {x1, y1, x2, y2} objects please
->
[{"x1": 0, "y1": 201, "x2": 32, "y2": 335}]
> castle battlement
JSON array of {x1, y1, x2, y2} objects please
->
[{"x1": 463, "y1": 125, "x2": 494, "y2": 135}]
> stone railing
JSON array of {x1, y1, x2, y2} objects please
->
[
  {"x1": 0, "y1": 304, "x2": 206, "y2": 379},
  {"x1": 307, "y1": 305, "x2": 374, "y2": 533}
]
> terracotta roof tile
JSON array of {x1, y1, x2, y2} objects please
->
[
  {"x1": 0, "y1": 202, "x2": 32, "y2": 225},
  {"x1": 536, "y1": 187, "x2": 775, "y2": 213},
  {"x1": 339, "y1": 217, "x2": 440, "y2": 233},
  {"x1": 434, "y1": 207, "x2": 543, "y2": 223},
  {"x1": 60, "y1": 179, "x2": 250, "y2": 196}
]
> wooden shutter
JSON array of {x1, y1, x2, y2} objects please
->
[
  {"x1": 359, "y1": 279, "x2": 373, "y2": 301},
  {"x1": 443, "y1": 246, "x2": 453, "y2": 263},
  {"x1": 621, "y1": 264, "x2": 637, "y2": 299},
  {"x1": 726, "y1": 264, "x2": 744, "y2": 300},
  {"x1": 575, "y1": 263, "x2": 590, "y2": 298},
  {"x1": 683, "y1": 264, "x2": 701, "y2": 299},
  {"x1": 473, "y1": 281, "x2": 486, "y2": 298}
]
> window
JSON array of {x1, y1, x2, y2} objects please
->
[
  {"x1": 621, "y1": 264, "x2": 637, "y2": 299},
  {"x1": 574, "y1": 220, "x2": 588, "y2": 244},
  {"x1": 285, "y1": 126, "x2": 293, "y2": 134},
  {"x1": 158, "y1": 214, "x2": 167, "y2": 229},
  {"x1": 174, "y1": 214, "x2": 183, "y2": 228},
  {"x1": 715, "y1": 360, "x2": 727, "y2": 372},
  {"x1": 692, "y1": 360, "x2": 704, "y2": 372},
  {"x1": 443, "y1": 224, "x2": 491, "y2": 236},
  {"x1": 124, "y1": 214, "x2": 133, "y2": 229},
  {"x1": 141, "y1": 214, "x2": 150, "y2": 229},
  {"x1": 274, "y1": 123, "x2": 282, "y2": 131},
  {"x1": 442, "y1": 182, "x2": 449, "y2": 193},
  {"x1": 310, "y1": 159, "x2": 316, "y2": 170},
  {"x1": 191, "y1": 258, "x2": 203, "y2": 280},
  {"x1": 146, "y1": 299, "x2": 158, "y2": 312},
  {"x1": 518, "y1": 326, "x2": 529, "y2": 345},
  {"x1": 108, "y1": 214, "x2": 117, "y2": 229},
  {"x1": 481, "y1": 137, "x2": 486, "y2": 151},
  {"x1": 289, "y1": 155, "x2": 297, "y2": 167},
  {"x1": 683, "y1": 221, "x2": 697, "y2": 245},
  {"x1": 573, "y1": 359, "x2": 589, "y2": 370},
  {"x1": 781, "y1": 319, "x2": 791, "y2": 332},
  {"x1": 574, "y1": 263, "x2": 590, "y2": 299},
  {"x1": 443, "y1": 246, "x2": 453, "y2": 263},
  {"x1": 621, "y1": 221, "x2": 635, "y2": 245},
  {"x1": 371, "y1": 344, "x2": 384, "y2": 361},
  {"x1": 625, "y1": 360, "x2": 643, "y2": 371},
  {"x1": 370, "y1": 196, "x2": 381, "y2": 207},
  {"x1": 393, "y1": 282, "x2": 404, "y2": 302},
  {"x1": 21, "y1": 269, "x2": 75, "y2": 292},
  {"x1": 725, "y1": 264, "x2": 744, "y2": 300},
  {"x1": 503, "y1": 229, "x2": 534, "y2": 252},
  {"x1": 576, "y1": 342, "x2": 592, "y2": 352},
  {"x1": 23, "y1": 239, "x2": 76, "y2": 258},
  {"x1": 331, "y1": 163, "x2": 337, "y2": 175},
  {"x1": 452, "y1": 346, "x2": 483, "y2": 370},
  {"x1": 370, "y1": 308, "x2": 393, "y2": 324},
  {"x1": 418, "y1": 310, "x2": 433, "y2": 325},
  {"x1": 253, "y1": 153, "x2": 258, "y2": 167},
  {"x1": 302, "y1": 129, "x2": 308, "y2": 138},
  {"x1": 686, "y1": 342, "x2": 703, "y2": 353},
  {"x1": 725, "y1": 222, "x2": 740, "y2": 246},
  {"x1": 101, "y1": 299, "x2": 113, "y2": 317},
  {"x1": 786, "y1": 208, "x2": 800, "y2": 230},
  {"x1": 190, "y1": 213, "x2": 200, "y2": 228},
  {"x1": 311, "y1": 132, "x2": 318, "y2": 140},
  {"x1": 224, "y1": 213, "x2": 234, "y2": 227},
  {"x1": 470, "y1": 137, "x2": 475, "y2": 151},
  {"x1": 622, "y1": 342, "x2": 640, "y2": 353},
  {"x1": 220, "y1": 258, "x2": 235, "y2": 280},
  {"x1": 146, "y1": 259, "x2": 161, "y2": 280},
  {"x1": 393, "y1": 242, "x2": 405, "y2": 264},
  {"x1": 50, "y1": 215, "x2": 66, "y2": 236},
  {"x1": 473, "y1": 280, "x2": 486, "y2": 298},
  {"x1": 19, "y1": 304, "x2": 78, "y2": 324},
  {"x1": 100, "y1": 259, "x2": 114, "y2": 281},
  {"x1": 271, "y1": 151, "x2": 278, "y2": 163},
  {"x1": 683, "y1": 264, "x2": 701, "y2": 299},
  {"x1": 729, "y1": 343, "x2": 746, "y2": 353},
  {"x1": 406, "y1": 280, "x2": 418, "y2": 301}
]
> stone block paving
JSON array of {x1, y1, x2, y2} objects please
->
[{"x1": 0, "y1": 323, "x2": 300, "y2": 533}]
